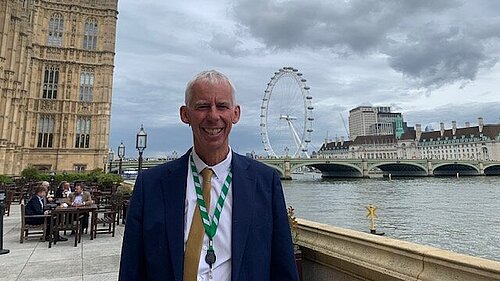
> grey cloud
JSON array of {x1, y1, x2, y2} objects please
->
[
  {"x1": 208, "y1": 32, "x2": 251, "y2": 57},
  {"x1": 404, "y1": 102, "x2": 500, "y2": 127},
  {"x1": 384, "y1": 25, "x2": 497, "y2": 89},
  {"x1": 230, "y1": 0, "x2": 500, "y2": 89}
]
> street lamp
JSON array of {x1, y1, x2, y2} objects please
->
[
  {"x1": 108, "y1": 148, "x2": 114, "y2": 174},
  {"x1": 118, "y1": 141, "x2": 125, "y2": 176},
  {"x1": 136, "y1": 125, "x2": 147, "y2": 174},
  {"x1": 284, "y1": 146, "x2": 289, "y2": 158}
]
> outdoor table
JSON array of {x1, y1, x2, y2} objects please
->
[{"x1": 48, "y1": 205, "x2": 97, "y2": 248}]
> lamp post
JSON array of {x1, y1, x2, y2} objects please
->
[
  {"x1": 108, "y1": 149, "x2": 114, "y2": 174},
  {"x1": 136, "y1": 125, "x2": 147, "y2": 174},
  {"x1": 118, "y1": 141, "x2": 125, "y2": 176}
]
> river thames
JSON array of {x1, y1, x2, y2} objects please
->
[{"x1": 281, "y1": 174, "x2": 500, "y2": 262}]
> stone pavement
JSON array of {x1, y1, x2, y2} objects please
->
[{"x1": 0, "y1": 205, "x2": 123, "y2": 281}]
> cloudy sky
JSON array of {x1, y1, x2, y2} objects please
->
[{"x1": 110, "y1": 0, "x2": 500, "y2": 158}]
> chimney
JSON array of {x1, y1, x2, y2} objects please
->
[
  {"x1": 440, "y1": 122, "x2": 445, "y2": 137},
  {"x1": 465, "y1": 122, "x2": 470, "y2": 128},
  {"x1": 340, "y1": 136, "x2": 344, "y2": 146},
  {"x1": 415, "y1": 124, "x2": 422, "y2": 141},
  {"x1": 452, "y1": 121, "x2": 457, "y2": 135},
  {"x1": 478, "y1": 117, "x2": 484, "y2": 133}
]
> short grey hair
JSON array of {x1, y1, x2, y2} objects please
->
[
  {"x1": 41, "y1": 181, "x2": 50, "y2": 187},
  {"x1": 184, "y1": 70, "x2": 236, "y2": 106}
]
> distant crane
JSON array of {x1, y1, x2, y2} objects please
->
[{"x1": 340, "y1": 113, "x2": 350, "y2": 140}]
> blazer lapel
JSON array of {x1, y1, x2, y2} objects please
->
[
  {"x1": 231, "y1": 153, "x2": 255, "y2": 280},
  {"x1": 161, "y1": 152, "x2": 189, "y2": 281}
]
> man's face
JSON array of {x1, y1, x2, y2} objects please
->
[
  {"x1": 64, "y1": 183, "x2": 70, "y2": 190},
  {"x1": 75, "y1": 185, "x2": 82, "y2": 194},
  {"x1": 180, "y1": 81, "x2": 240, "y2": 156}
]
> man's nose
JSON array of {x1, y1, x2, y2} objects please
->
[{"x1": 206, "y1": 106, "x2": 220, "y2": 120}]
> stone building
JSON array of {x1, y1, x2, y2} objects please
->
[
  {"x1": 0, "y1": 0, "x2": 118, "y2": 175},
  {"x1": 319, "y1": 118, "x2": 500, "y2": 161}
]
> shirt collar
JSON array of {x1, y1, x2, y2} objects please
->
[{"x1": 192, "y1": 147, "x2": 232, "y2": 179}]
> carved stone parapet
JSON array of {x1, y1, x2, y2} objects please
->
[
  {"x1": 78, "y1": 102, "x2": 93, "y2": 114},
  {"x1": 39, "y1": 99, "x2": 59, "y2": 112}
]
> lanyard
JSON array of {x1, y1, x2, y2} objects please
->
[{"x1": 189, "y1": 155, "x2": 232, "y2": 240}]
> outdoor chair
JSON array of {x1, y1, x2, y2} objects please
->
[
  {"x1": 49, "y1": 209, "x2": 81, "y2": 248},
  {"x1": 91, "y1": 204, "x2": 117, "y2": 238},
  {"x1": 20, "y1": 202, "x2": 49, "y2": 243}
]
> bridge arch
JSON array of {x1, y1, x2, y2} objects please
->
[
  {"x1": 306, "y1": 162, "x2": 363, "y2": 178},
  {"x1": 368, "y1": 162, "x2": 428, "y2": 177},
  {"x1": 261, "y1": 162, "x2": 285, "y2": 177},
  {"x1": 484, "y1": 164, "x2": 500, "y2": 176},
  {"x1": 432, "y1": 163, "x2": 480, "y2": 176}
]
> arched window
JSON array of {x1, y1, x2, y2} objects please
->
[
  {"x1": 48, "y1": 13, "x2": 63, "y2": 46},
  {"x1": 37, "y1": 115, "x2": 55, "y2": 148},
  {"x1": 79, "y1": 69, "x2": 94, "y2": 101},
  {"x1": 83, "y1": 18, "x2": 98, "y2": 50},
  {"x1": 75, "y1": 116, "x2": 91, "y2": 148},
  {"x1": 42, "y1": 66, "x2": 59, "y2": 99}
]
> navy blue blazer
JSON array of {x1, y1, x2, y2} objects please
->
[
  {"x1": 25, "y1": 195, "x2": 45, "y2": 225},
  {"x1": 119, "y1": 150, "x2": 299, "y2": 281}
]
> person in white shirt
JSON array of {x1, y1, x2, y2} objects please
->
[{"x1": 119, "y1": 70, "x2": 299, "y2": 281}]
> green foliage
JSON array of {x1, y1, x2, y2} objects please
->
[
  {"x1": 0, "y1": 174, "x2": 13, "y2": 185},
  {"x1": 21, "y1": 166, "x2": 43, "y2": 182},
  {"x1": 97, "y1": 173, "x2": 122, "y2": 189},
  {"x1": 116, "y1": 182, "x2": 133, "y2": 196}
]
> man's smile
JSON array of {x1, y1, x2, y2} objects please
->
[{"x1": 203, "y1": 128, "x2": 224, "y2": 135}]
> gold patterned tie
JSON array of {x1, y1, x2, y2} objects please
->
[{"x1": 184, "y1": 168, "x2": 213, "y2": 281}]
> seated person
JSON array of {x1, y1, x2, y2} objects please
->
[
  {"x1": 25, "y1": 185, "x2": 67, "y2": 241},
  {"x1": 69, "y1": 183, "x2": 93, "y2": 231},
  {"x1": 55, "y1": 181, "x2": 71, "y2": 198}
]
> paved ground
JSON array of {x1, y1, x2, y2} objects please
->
[{"x1": 0, "y1": 204, "x2": 123, "y2": 281}]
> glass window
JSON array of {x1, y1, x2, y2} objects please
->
[
  {"x1": 37, "y1": 115, "x2": 55, "y2": 148},
  {"x1": 48, "y1": 13, "x2": 63, "y2": 46},
  {"x1": 83, "y1": 18, "x2": 98, "y2": 50},
  {"x1": 79, "y1": 69, "x2": 94, "y2": 101},
  {"x1": 42, "y1": 66, "x2": 59, "y2": 99},
  {"x1": 75, "y1": 117, "x2": 91, "y2": 148}
]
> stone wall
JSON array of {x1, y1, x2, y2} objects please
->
[{"x1": 296, "y1": 219, "x2": 500, "y2": 281}]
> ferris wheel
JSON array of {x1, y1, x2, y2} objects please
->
[{"x1": 260, "y1": 66, "x2": 314, "y2": 158}]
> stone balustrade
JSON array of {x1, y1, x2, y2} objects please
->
[{"x1": 296, "y1": 219, "x2": 500, "y2": 281}]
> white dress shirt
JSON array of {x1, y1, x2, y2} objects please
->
[{"x1": 184, "y1": 148, "x2": 233, "y2": 281}]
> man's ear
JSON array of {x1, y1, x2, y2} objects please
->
[
  {"x1": 180, "y1": 106, "x2": 190, "y2": 124},
  {"x1": 232, "y1": 105, "x2": 241, "y2": 124}
]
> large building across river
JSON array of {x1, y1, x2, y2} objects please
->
[
  {"x1": 320, "y1": 117, "x2": 500, "y2": 161},
  {"x1": 0, "y1": 0, "x2": 118, "y2": 175}
]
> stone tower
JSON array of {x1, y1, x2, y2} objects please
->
[{"x1": 0, "y1": 0, "x2": 118, "y2": 174}]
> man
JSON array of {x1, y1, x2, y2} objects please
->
[
  {"x1": 119, "y1": 70, "x2": 299, "y2": 281},
  {"x1": 25, "y1": 183, "x2": 67, "y2": 241},
  {"x1": 68, "y1": 183, "x2": 93, "y2": 207},
  {"x1": 69, "y1": 183, "x2": 93, "y2": 231}
]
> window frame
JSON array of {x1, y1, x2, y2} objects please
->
[{"x1": 48, "y1": 13, "x2": 64, "y2": 46}]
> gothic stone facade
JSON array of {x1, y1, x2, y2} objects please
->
[{"x1": 0, "y1": 0, "x2": 118, "y2": 175}]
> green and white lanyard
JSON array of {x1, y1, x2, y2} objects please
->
[{"x1": 189, "y1": 155, "x2": 232, "y2": 270}]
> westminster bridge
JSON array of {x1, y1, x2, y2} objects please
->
[{"x1": 115, "y1": 158, "x2": 500, "y2": 179}]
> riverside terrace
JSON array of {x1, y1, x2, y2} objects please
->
[{"x1": 0, "y1": 205, "x2": 122, "y2": 280}]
